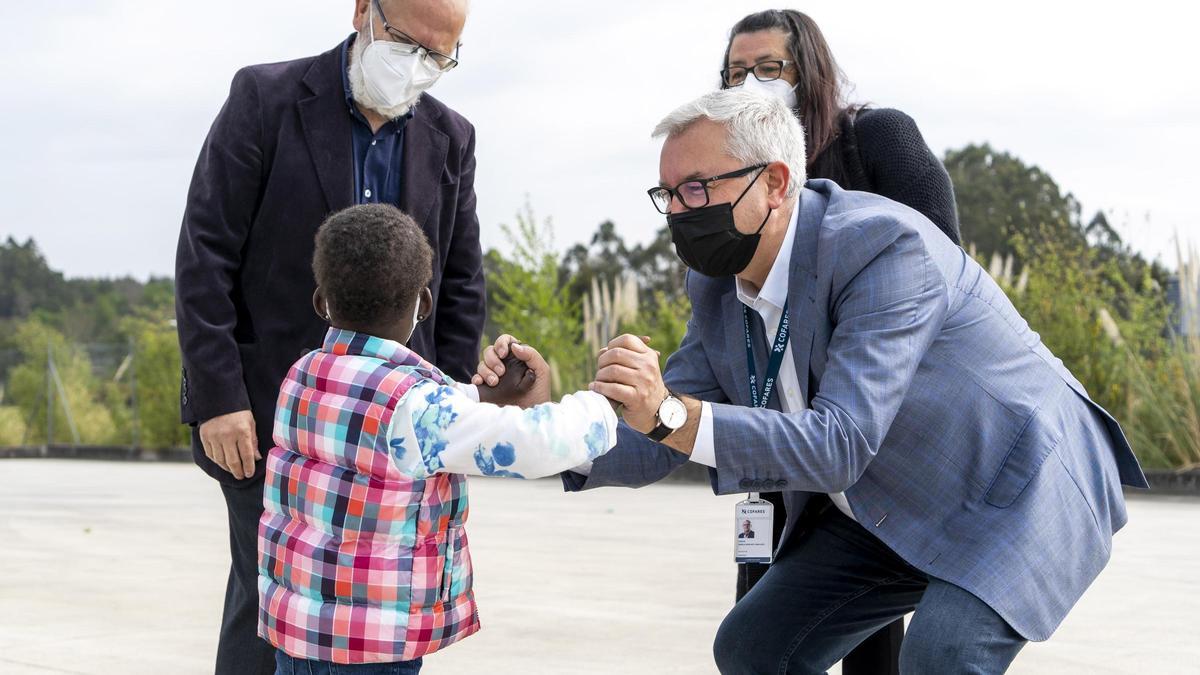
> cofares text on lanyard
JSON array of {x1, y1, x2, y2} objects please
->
[{"x1": 743, "y1": 301, "x2": 790, "y2": 410}]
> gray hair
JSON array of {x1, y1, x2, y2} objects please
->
[{"x1": 652, "y1": 90, "x2": 807, "y2": 196}]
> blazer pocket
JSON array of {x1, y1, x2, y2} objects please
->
[
  {"x1": 983, "y1": 407, "x2": 1063, "y2": 508},
  {"x1": 439, "y1": 180, "x2": 457, "y2": 209}
]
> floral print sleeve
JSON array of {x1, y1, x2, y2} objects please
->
[{"x1": 387, "y1": 379, "x2": 619, "y2": 479}]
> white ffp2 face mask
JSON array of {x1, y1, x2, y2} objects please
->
[
  {"x1": 358, "y1": 5, "x2": 443, "y2": 115},
  {"x1": 739, "y1": 75, "x2": 798, "y2": 110}
]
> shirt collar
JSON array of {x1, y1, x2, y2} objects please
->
[
  {"x1": 322, "y1": 327, "x2": 448, "y2": 384},
  {"x1": 736, "y1": 199, "x2": 800, "y2": 312},
  {"x1": 339, "y1": 33, "x2": 415, "y2": 130}
]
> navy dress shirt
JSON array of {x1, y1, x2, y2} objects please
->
[{"x1": 340, "y1": 35, "x2": 411, "y2": 206}]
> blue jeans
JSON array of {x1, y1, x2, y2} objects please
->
[
  {"x1": 713, "y1": 508, "x2": 1026, "y2": 674},
  {"x1": 275, "y1": 653, "x2": 422, "y2": 675}
]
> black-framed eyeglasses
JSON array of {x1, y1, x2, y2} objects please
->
[
  {"x1": 720, "y1": 60, "x2": 795, "y2": 88},
  {"x1": 647, "y1": 164, "x2": 767, "y2": 214},
  {"x1": 372, "y1": 0, "x2": 460, "y2": 72}
]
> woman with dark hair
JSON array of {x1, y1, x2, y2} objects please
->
[
  {"x1": 719, "y1": 9, "x2": 961, "y2": 675},
  {"x1": 721, "y1": 9, "x2": 961, "y2": 243}
]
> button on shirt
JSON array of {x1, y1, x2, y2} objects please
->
[
  {"x1": 689, "y1": 202, "x2": 855, "y2": 521},
  {"x1": 340, "y1": 35, "x2": 411, "y2": 206}
]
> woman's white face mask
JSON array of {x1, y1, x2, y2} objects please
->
[
  {"x1": 738, "y1": 75, "x2": 798, "y2": 110},
  {"x1": 350, "y1": 4, "x2": 443, "y2": 118}
]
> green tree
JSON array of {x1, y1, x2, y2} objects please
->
[
  {"x1": 625, "y1": 290, "x2": 693, "y2": 373},
  {"x1": 950, "y1": 143, "x2": 1178, "y2": 467},
  {"x1": 1123, "y1": 333, "x2": 1200, "y2": 470},
  {"x1": 1082, "y1": 210, "x2": 1173, "y2": 318},
  {"x1": 563, "y1": 220, "x2": 630, "y2": 307},
  {"x1": 1004, "y1": 245, "x2": 1141, "y2": 416},
  {"x1": 6, "y1": 319, "x2": 120, "y2": 445},
  {"x1": 123, "y1": 317, "x2": 190, "y2": 448},
  {"x1": 625, "y1": 226, "x2": 687, "y2": 304},
  {"x1": 946, "y1": 144, "x2": 1086, "y2": 264},
  {"x1": 563, "y1": 223, "x2": 685, "y2": 306},
  {"x1": 0, "y1": 236, "x2": 177, "y2": 351},
  {"x1": 0, "y1": 406, "x2": 25, "y2": 445},
  {"x1": 487, "y1": 204, "x2": 589, "y2": 395},
  {"x1": 562, "y1": 221, "x2": 690, "y2": 367},
  {"x1": 0, "y1": 237, "x2": 69, "y2": 321}
]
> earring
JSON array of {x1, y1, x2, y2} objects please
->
[{"x1": 416, "y1": 315, "x2": 425, "y2": 322}]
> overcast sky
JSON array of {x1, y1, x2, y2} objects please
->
[{"x1": 1, "y1": 0, "x2": 1196, "y2": 279}]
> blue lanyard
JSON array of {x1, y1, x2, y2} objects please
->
[{"x1": 743, "y1": 301, "x2": 790, "y2": 409}]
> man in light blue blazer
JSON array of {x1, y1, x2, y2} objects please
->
[{"x1": 479, "y1": 90, "x2": 1148, "y2": 673}]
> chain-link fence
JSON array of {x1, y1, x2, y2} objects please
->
[{"x1": 0, "y1": 331, "x2": 188, "y2": 449}]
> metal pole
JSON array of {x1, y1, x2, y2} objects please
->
[
  {"x1": 45, "y1": 342, "x2": 53, "y2": 448},
  {"x1": 129, "y1": 336, "x2": 140, "y2": 449},
  {"x1": 48, "y1": 355, "x2": 81, "y2": 446}
]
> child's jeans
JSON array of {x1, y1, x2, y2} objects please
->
[{"x1": 275, "y1": 653, "x2": 422, "y2": 675}]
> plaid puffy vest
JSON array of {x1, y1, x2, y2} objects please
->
[{"x1": 258, "y1": 329, "x2": 479, "y2": 663}]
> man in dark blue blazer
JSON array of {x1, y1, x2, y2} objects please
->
[{"x1": 174, "y1": 1, "x2": 482, "y2": 671}]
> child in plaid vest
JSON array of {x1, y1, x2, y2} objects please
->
[{"x1": 258, "y1": 204, "x2": 618, "y2": 674}]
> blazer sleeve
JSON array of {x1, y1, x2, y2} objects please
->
[
  {"x1": 857, "y1": 108, "x2": 962, "y2": 245},
  {"x1": 563, "y1": 272, "x2": 730, "y2": 492},
  {"x1": 708, "y1": 223, "x2": 948, "y2": 495},
  {"x1": 432, "y1": 124, "x2": 486, "y2": 381},
  {"x1": 174, "y1": 67, "x2": 264, "y2": 424}
]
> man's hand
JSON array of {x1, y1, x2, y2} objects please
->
[
  {"x1": 591, "y1": 334, "x2": 668, "y2": 434},
  {"x1": 473, "y1": 334, "x2": 552, "y2": 408},
  {"x1": 198, "y1": 410, "x2": 260, "y2": 480}
]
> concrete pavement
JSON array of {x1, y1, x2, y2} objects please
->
[{"x1": 0, "y1": 460, "x2": 1196, "y2": 674}]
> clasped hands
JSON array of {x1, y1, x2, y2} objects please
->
[
  {"x1": 199, "y1": 334, "x2": 674, "y2": 480},
  {"x1": 472, "y1": 334, "x2": 670, "y2": 434}
]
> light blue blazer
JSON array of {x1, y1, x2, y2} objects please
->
[{"x1": 564, "y1": 179, "x2": 1147, "y2": 641}]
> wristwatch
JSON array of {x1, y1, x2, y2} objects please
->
[{"x1": 646, "y1": 391, "x2": 687, "y2": 442}]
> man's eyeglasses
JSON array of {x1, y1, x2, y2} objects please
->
[
  {"x1": 372, "y1": 0, "x2": 460, "y2": 72},
  {"x1": 720, "y1": 60, "x2": 795, "y2": 88},
  {"x1": 647, "y1": 164, "x2": 766, "y2": 214}
]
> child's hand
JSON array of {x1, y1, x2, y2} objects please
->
[
  {"x1": 485, "y1": 352, "x2": 534, "y2": 402},
  {"x1": 473, "y1": 335, "x2": 552, "y2": 408}
]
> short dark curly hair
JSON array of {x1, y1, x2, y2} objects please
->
[{"x1": 312, "y1": 204, "x2": 433, "y2": 326}]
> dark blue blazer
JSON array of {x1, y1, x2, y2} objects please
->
[{"x1": 175, "y1": 42, "x2": 485, "y2": 485}]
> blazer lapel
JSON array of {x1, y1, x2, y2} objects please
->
[
  {"x1": 786, "y1": 189, "x2": 827, "y2": 404},
  {"x1": 722, "y1": 292, "x2": 753, "y2": 407},
  {"x1": 298, "y1": 47, "x2": 354, "y2": 213},
  {"x1": 400, "y1": 106, "x2": 449, "y2": 233}
]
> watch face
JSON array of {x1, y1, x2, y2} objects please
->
[{"x1": 659, "y1": 397, "x2": 688, "y2": 429}]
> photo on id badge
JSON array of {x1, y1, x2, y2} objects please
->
[{"x1": 735, "y1": 498, "x2": 773, "y2": 564}]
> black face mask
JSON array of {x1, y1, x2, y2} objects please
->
[{"x1": 667, "y1": 168, "x2": 771, "y2": 277}]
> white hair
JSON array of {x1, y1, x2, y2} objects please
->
[
  {"x1": 347, "y1": 6, "x2": 421, "y2": 119},
  {"x1": 652, "y1": 90, "x2": 807, "y2": 196}
]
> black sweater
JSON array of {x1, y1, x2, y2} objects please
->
[{"x1": 808, "y1": 107, "x2": 961, "y2": 244}]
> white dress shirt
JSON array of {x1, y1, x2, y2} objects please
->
[{"x1": 689, "y1": 203, "x2": 855, "y2": 521}]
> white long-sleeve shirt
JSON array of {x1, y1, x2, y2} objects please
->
[
  {"x1": 386, "y1": 380, "x2": 619, "y2": 480},
  {"x1": 689, "y1": 204, "x2": 854, "y2": 520}
]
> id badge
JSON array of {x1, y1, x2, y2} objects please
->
[{"x1": 734, "y1": 496, "x2": 774, "y2": 564}]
